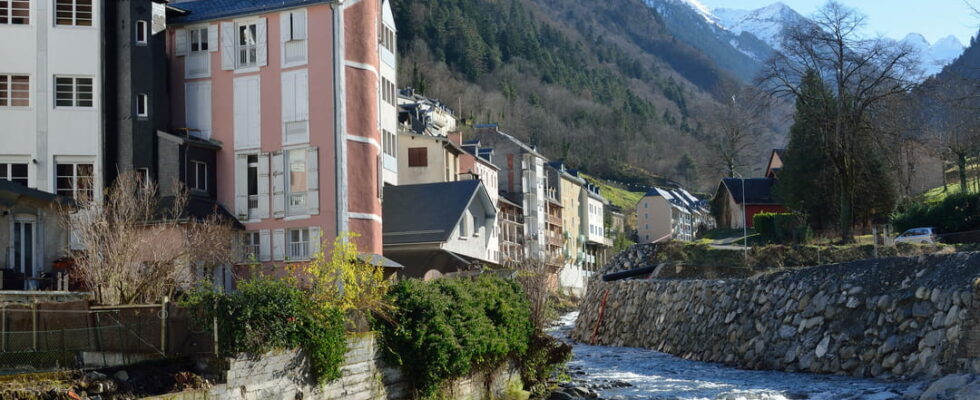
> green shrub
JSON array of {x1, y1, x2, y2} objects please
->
[
  {"x1": 754, "y1": 213, "x2": 809, "y2": 244},
  {"x1": 181, "y1": 277, "x2": 347, "y2": 384},
  {"x1": 376, "y1": 276, "x2": 535, "y2": 398},
  {"x1": 894, "y1": 191, "x2": 980, "y2": 235},
  {"x1": 519, "y1": 333, "x2": 572, "y2": 396}
]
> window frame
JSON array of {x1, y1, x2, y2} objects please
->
[
  {"x1": 0, "y1": 162, "x2": 29, "y2": 186},
  {"x1": 55, "y1": 162, "x2": 94, "y2": 202},
  {"x1": 189, "y1": 160, "x2": 208, "y2": 192},
  {"x1": 189, "y1": 26, "x2": 209, "y2": 53},
  {"x1": 0, "y1": 0, "x2": 30, "y2": 25},
  {"x1": 54, "y1": 76, "x2": 94, "y2": 108},
  {"x1": 287, "y1": 228, "x2": 310, "y2": 260},
  {"x1": 284, "y1": 148, "x2": 308, "y2": 216},
  {"x1": 243, "y1": 231, "x2": 260, "y2": 260},
  {"x1": 54, "y1": 0, "x2": 93, "y2": 27},
  {"x1": 136, "y1": 93, "x2": 148, "y2": 117},
  {"x1": 135, "y1": 20, "x2": 148, "y2": 44},
  {"x1": 0, "y1": 74, "x2": 30, "y2": 108},
  {"x1": 236, "y1": 21, "x2": 258, "y2": 69}
]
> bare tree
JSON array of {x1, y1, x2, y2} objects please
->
[
  {"x1": 62, "y1": 171, "x2": 235, "y2": 305},
  {"x1": 919, "y1": 77, "x2": 980, "y2": 192},
  {"x1": 759, "y1": 0, "x2": 920, "y2": 241},
  {"x1": 702, "y1": 83, "x2": 770, "y2": 178}
]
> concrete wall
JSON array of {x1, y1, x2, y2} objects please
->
[
  {"x1": 145, "y1": 334, "x2": 522, "y2": 400},
  {"x1": 397, "y1": 134, "x2": 457, "y2": 185},
  {"x1": 573, "y1": 252, "x2": 980, "y2": 379}
]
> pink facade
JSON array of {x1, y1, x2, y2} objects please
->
[{"x1": 167, "y1": 1, "x2": 385, "y2": 265}]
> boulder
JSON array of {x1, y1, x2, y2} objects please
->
[{"x1": 919, "y1": 375, "x2": 972, "y2": 400}]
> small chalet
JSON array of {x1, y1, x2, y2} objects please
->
[
  {"x1": 382, "y1": 180, "x2": 497, "y2": 279},
  {"x1": 712, "y1": 177, "x2": 787, "y2": 229}
]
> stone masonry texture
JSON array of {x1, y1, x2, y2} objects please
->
[{"x1": 571, "y1": 249, "x2": 980, "y2": 379}]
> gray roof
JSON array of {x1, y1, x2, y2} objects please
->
[
  {"x1": 0, "y1": 179, "x2": 65, "y2": 208},
  {"x1": 171, "y1": 0, "x2": 334, "y2": 24},
  {"x1": 720, "y1": 177, "x2": 782, "y2": 205},
  {"x1": 383, "y1": 180, "x2": 492, "y2": 245}
]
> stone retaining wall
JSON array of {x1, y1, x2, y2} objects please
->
[
  {"x1": 146, "y1": 334, "x2": 521, "y2": 400},
  {"x1": 571, "y1": 251, "x2": 980, "y2": 379}
]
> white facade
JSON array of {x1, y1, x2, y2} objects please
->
[
  {"x1": 523, "y1": 154, "x2": 547, "y2": 262},
  {"x1": 379, "y1": 0, "x2": 398, "y2": 186},
  {"x1": 585, "y1": 195, "x2": 606, "y2": 243},
  {"x1": 0, "y1": 0, "x2": 103, "y2": 199}
]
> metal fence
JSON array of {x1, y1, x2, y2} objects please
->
[{"x1": 0, "y1": 300, "x2": 214, "y2": 375}]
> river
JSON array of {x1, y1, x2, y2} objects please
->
[{"x1": 549, "y1": 312, "x2": 926, "y2": 400}]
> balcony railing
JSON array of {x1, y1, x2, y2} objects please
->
[
  {"x1": 288, "y1": 242, "x2": 310, "y2": 260},
  {"x1": 546, "y1": 214, "x2": 562, "y2": 227},
  {"x1": 243, "y1": 245, "x2": 260, "y2": 260},
  {"x1": 247, "y1": 195, "x2": 259, "y2": 219},
  {"x1": 546, "y1": 232, "x2": 564, "y2": 247}
]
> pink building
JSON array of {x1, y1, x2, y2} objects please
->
[{"x1": 166, "y1": 0, "x2": 398, "y2": 267}]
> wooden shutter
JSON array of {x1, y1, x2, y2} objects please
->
[
  {"x1": 281, "y1": 72, "x2": 296, "y2": 123},
  {"x1": 259, "y1": 229, "x2": 271, "y2": 261},
  {"x1": 256, "y1": 18, "x2": 268, "y2": 67},
  {"x1": 233, "y1": 79, "x2": 247, "y2": 149},
  {"x1": 271, "y1": 151, "x2": 285, "y2": 218},
  {"x1": 307, "y1": 146, "x2": 319, "y2": 215},
  {"x1": 257, "y1": 153, "x2": 270, "y2": 219},
  {"x1": 272, "y1": 228, "x2": 285, "y2": 261},
  {"x1": 207, "y1": 25, "x2": 218, "y2": 52},
  {"x1": 292, "y1": 11, "x2": 307, "y2": 40},
  {"x1": 175, "y1": 28, "x2": 188, "y2": 56},
  {"x1": 309, "y1": 226, "x2": 321, "y2": 256},
  {"x1": 234, "y1": 154, "x2": 248, "y2": 218},
  {"x1": 295, "y1": 70, "x2": 309, "y2": 120},
  {"x1": 220, "y1": 22, "x2": 234, "y2": 70},
  {"x1": 408, "y1": 147, "x2": 428, "y2": 167}
]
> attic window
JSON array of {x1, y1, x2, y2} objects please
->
[{"x1": 408, "y1": 147, "x2": 427, "y2": 167}]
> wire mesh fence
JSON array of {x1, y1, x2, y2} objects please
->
[{"x1": 0, "y1": 300, "x2": 214, "y2": 375}]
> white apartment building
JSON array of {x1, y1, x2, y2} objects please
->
[
  {"x1": 379, "y1": 2, "x2": 398, "y2": 186},
  {"x1": 0, "y1": 0, "x2": 103, "y2": 200}
]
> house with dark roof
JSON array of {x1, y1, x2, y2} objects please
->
[
  {"x1": 637, "y1": 187, "x2": 700, "y2": 243},
  {"x1": 712, "y1": 177, "x2": 788, "y2": 229},
  {"x1": 765, "y1": 149, "x2": 786, "y2": 179},
  {"x1": 382, "y1": 180, "x2": 497, "y2": 279},
  {"x1": 0, "y1": 180, "x2": 72, "y2": 290}
]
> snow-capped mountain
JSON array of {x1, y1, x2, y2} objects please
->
[
  {"x1": 713, "y1": 2, "x2": 809, "y2": 50},
  {"x1": 900, "y1": 33, "x2": 965, "y2": 76}
]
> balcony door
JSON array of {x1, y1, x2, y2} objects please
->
[{"x1": 12, "y1": 217, "x2": 36, "y2": 288}]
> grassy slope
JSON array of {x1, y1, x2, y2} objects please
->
[{"x1": 581, "y1": 173, "x2": 645, "y2": 213}]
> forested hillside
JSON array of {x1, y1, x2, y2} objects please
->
[{"x1": 393, "y1": 0, "x2": 785, "y2": 191}]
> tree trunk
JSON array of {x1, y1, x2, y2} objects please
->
[
  {"x1": 958, "y1": 153, "x2": 968, "y2": 192},
  {"x1": 838, "y1": 178, "x2": 855, "y2": 243}
]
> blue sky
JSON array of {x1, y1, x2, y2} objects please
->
[{"x1": 698, "y1": 0, "x2": 980, "y2": 44}]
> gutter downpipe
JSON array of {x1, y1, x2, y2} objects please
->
[{"x1": 332, "y1": 0, "x2": 349, "y2": 238}]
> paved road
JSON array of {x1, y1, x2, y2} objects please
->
[{"x1": 550, "y1": 313, "x2": 923, "y2": 400}]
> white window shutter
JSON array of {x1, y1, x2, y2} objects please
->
[
  {"x1": 307, "y1": 146, "x2": 319, "y2": 215},
  {"x1": 293, "y1": 11, "x2": 307, "y2": 40},
  {"x1": 295, "y1": 70, "x2": 309, "y2": 120},
  {"x1": 257, "y1": 153, "x2": 270, "y2": 219},
  {"x1": 280, "y1": 11, "x2": 291, "y2": 42},
  {"x1": 207, "y1": 25, "x2": 218, "y2": 52},
  {"x1": 247, "y1": 77, "x2": 261, "y2": 146},
  {"x1": 273, "y1": 228, "x2": 286, "y2": 261},
  {"x1": 234, "y1": 154, "x2": 248, "y2": 218},
  {"x1": 259, "y1": 229, "x2": 271, "y2": 261},
  {"x1": 220, "y1": 22, "x2": 234, "y2": 70},
  {"x1": 281, "y1": 73, "x2": 296, "y2": 123},
  {"x1": 310, "y1": 226, "x2": 321, "y2": 256},
  {"x1": 175, "y1": 28, "x2": 188, "y2": 56},
  {"x1": 271, "y1": 151, "x2": 285, "y2": 218},
  {"x1": 233, "y1": 79, "x2": 246, "y2": 149},
  {"x1": 256, "y1": 18, "x2": 268, "y2": 67}
]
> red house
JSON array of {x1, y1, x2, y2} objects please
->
[{"x1": 712, "y1": 177, "x2": 787, "y2": 229}]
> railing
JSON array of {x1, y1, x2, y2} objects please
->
[
  {"x1": 247, "y1": 195, "x2": 259, "y2": 219},
  {"x1": 288, "y1": 242, "x2": 309, "y2": 260},
  {"x1": 546, "y1": 214, "x2": 562, "y2": 226},
  {"x1": 243, "y1": 245, "x2": 260, "y2": 260},
  {"x1": 546, "y1": 232, "x2": 564, "y2": 247}
]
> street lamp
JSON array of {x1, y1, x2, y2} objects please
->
[{"x1": 732, "y1": 170, "x2": 748, "y2": 264}]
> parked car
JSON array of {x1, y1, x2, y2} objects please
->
[{"x1": 895, "y1": 227, "x2": 939, "y2": 244}]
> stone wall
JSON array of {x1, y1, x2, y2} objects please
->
[
  {"x1": 145, "y1": 334, "x2": 522, "y2": 400},
  {"x1": 572, "y1": 251, "x2": 980, "y2": 379}
]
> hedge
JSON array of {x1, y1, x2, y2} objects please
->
[
  {"x1": 753, "y1": 213, "x2": 811, "y2": 244},
  {"x1": 376, "y1": 276, "x2": 535, "y2": 398},
  {"x1": 893, "y1": 191, "x2": 980, "y2": 234}
]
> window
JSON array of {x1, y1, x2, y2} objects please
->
[
  {"x1": 185, "y1": 82, "x2": 211, "y2": 138},
  {"x1": 286, "y1": 149, "x2": 307, "y2": 215},
  {"x1": 247, "y1": 155, "x2": 258, "y2": 210},
  {"x1": 0, "y1": 0, "x2": 29, "y2": 24},
  {"x1": 382, "y1": 130, "x2": 396, "y2": 157},
  {"x1": 0, "y1": 163, "x2": 28, "y2": 186},
  {"x1": 12, "y1": 218, "x2": 35, "y2": 281},
  {"x1": 281, "y1": 70, "x2": 308, "y2": 144},
  {"x1": 0, "y1": 75, "x2": 29, "y2": 107},
  {"x1": 190, "y1": 27, "x2": 208, "y2": 53},
  {"x1": 135, "y1": 168, "x2": 149, "y2": 184},
  {"x1": 287, "y1": 228, "x2": 310, "y2": 259},
  {"x1": 285, "y1": 11, "x2": 306, "y2": 41},
  {"x1": 56, "y1": 163, "x2": 93, "y2": 201},
  {"x1": 135, "y1": 20, "x2": 148, "y2": 44},
  {"x1": 408, "y1": 147, "x2": 427, "y2": 167},
  {"x1": 243, "y1": 232, "x2": 260, "y2": 260},
  {"x1": 55, "y1": 0, "x2": 92, "y2": 26},
  {"x1": 380, "y1": 25, "x2": 395, "y2": 53},
  {"x1": 380, "y1": 77, "x2": 396, "y2": 106},
  {"x1": 54, "y1": 76, "x2": 93, "y2": 107},
  {"x1": 190, "y1": 160, "x2": 207, "y2": 191},
  {"x1": 136, "y1": 93, "x2": 148, "y2": 117},
  {"x1": 237, "y1": 22, "x2": 258, "y2": 68}
]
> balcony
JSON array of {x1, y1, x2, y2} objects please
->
[
  {"x1": 288, "y1": 242, "x2": 310, "y2": 260},
  {"x1": 546, "y1": 214, "x2": 562, "y2": 227},
  {"x1": 546, "y1": 232, "x2": 564, "y2": 247},
  {"x1": 247, "y1": 195, "x2": 259, "y2": 219}
]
